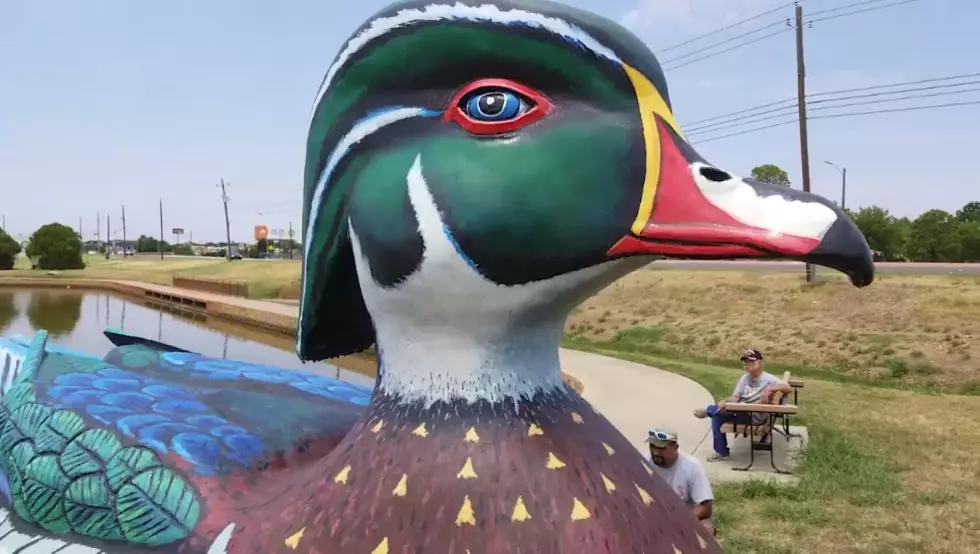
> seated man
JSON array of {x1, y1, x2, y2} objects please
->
[
  {"x1": 647, "y1": 428, "x2": 715, "y2": 534},
  {"x1": 693, "y1": 349, "x2": 793, "y2": 461}
]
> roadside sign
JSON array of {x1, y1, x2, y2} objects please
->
[{"x1": 172, "y1": 228, "x2": 184, "y2": 235}]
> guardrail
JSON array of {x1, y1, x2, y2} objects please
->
[{"x1": 172, "y1": 276, "x2": 249, "y2": 298}]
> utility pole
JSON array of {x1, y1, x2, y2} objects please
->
[
  {"x1": 219, "y1": 179, "x2": 232, "y2": 260},
  {"x1": 78, "y1": 217, "x2": 83, "y2": 239},
  {"x1": 106, "y1": 213, "x2": 111, "y2": 257},
  {"x1": 795, "y1": 4, "x2": 815, "y2": 283},
  {"x1": 288, "y1": 221, "x2": 294, "y2": 259},
  {"x1": 840, "y1": 167, "x2": 847, "y2": 209},
  {"x1": 121, "y1": 205, "x2": 127, "y2": 255},
  {"x1": 96, "y1": 212, "x2": 101, "y2": 252},
  {"x1": 824, "y1": 161, "x2": 847, "y2": 209},
  {"x1": 159, "y1": 199, "x2": 165, "y2": 260}
]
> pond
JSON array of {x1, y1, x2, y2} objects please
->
[{"x1": 0, "y1": 288, "x2": 375, "y2": 388}]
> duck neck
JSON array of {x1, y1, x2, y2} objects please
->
[{"x1": 372, "y1": 309, "x2": 567, "y2": 406}]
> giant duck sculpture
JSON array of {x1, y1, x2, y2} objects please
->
[{"x1": 0, "y1": 0, "x2": 874, "y2": 552}]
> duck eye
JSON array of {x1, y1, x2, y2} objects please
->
[
  {"x1": 443, "y1": 78, "x2": 554, "y2": 136},
  {"x1": 463, "y1": 90, "x2": 528, "y2": 122}
]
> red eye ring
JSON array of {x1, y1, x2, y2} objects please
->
[{"x1": 442, "y1": 78, "x2": 554, "y2": 135}]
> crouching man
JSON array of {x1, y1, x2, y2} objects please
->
[{"x1": 647, "y1": 428, "x2": 716, "y2": 535}]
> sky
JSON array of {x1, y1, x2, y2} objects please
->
[{"x1": 1, "y1": 0, "x2": 977, "y2": 243}]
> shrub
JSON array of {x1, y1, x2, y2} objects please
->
[
  {"x1": 26, "y1": 223, "x2": 85, "y2": 270},
  {"x1": 0, "y1": 227, "x2": 21, "y2": 270}
]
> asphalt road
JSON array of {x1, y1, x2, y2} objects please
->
[
  {"x1": 652, "y1": 260, "x2": 980, "y2": 275},
  {"x1": 129, "y1": 254, "x2": 979, "y2": 275}
]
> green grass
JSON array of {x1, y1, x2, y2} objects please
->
[{"x1": 567, "y1": 335, "x2": 980, "y2": 553}]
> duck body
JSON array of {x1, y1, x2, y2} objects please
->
[
  {"x1": 0, "y1": 0, "x2": 875, "y2": 551},
  {"x1": 0, "y1": 332, "x2": 368, "y2": 553}
]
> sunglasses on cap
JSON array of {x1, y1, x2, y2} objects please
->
[{"x1": 647, "y1": 429, "x2": 677, "y2": 443}]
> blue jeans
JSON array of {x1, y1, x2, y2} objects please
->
[{"x1": 706, "y1": 404, "x2": 751, "y2": 456}]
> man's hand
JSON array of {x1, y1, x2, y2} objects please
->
[
  {"x1": 760, "y1": 386, "x2": 772, "y2": 404},
  {"x1": 717, "y1": 400, "x2": 727, "y2": 410}
]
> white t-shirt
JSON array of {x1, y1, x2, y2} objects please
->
[{"x1": 654, "y1": 451, "x2": 713, "y2": 509}]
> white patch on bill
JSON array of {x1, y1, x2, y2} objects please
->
[{"x1": 690, "y1": 162, "x2": 838, "y2": 240}]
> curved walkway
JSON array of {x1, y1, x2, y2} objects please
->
[{"x1": 560, "y1": 349, "x2": 712, "y2": 457}]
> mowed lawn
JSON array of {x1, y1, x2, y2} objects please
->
[
  {"x1": 568, "y1": 267, "x2": 980, "y2": 552},
  {"x1": 4, "y1": 254, "x2": 303, "y2": 299}
]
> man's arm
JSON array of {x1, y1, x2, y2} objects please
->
[
  {"x1": 720, "y1": 376, "x2": 745, "y2": 407},
  {"x1": 689, "y1": 464, "x2": 714, "y2": 520},
  {"x1": 760, "y1": 377, "x2": 793, "y2": 403}
]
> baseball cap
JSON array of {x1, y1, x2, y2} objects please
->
[
  {"x1": 740, "y1": 349, "x2": 763, "y2": 362},
  {"x1": 645, "y1": 428, "x2": 678, "y2": 447}
]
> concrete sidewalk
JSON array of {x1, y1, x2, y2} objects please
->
[{"x1": 560, "y1": 349, "x2": 712, "y2": 457}]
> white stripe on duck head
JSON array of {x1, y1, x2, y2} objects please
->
[{"x1": 348, "y1": 155, "x2": 647, "y2": 408}]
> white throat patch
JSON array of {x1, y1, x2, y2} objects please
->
[{"x1": 349, "y1": 155, "x2": 637, "y2": 406}]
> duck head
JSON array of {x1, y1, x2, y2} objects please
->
[{"x1": 297, "y1": 0, "x2": 873, "y2": 404}]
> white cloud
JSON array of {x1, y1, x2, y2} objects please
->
[{"x1": 621, "y1": 0, "x2": 790, "y2": 35}]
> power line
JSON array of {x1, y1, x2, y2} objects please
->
[
  {"x1": 688, "y1": 100, "x2": 980, "y2": 144},
  {"x1": 681, "y1": 72, "x2": 980, "y2": 130},
  {"x1": 662, "y1": 27, "x2": 793, "y2": 72},
  {"x1": 685, "y1": 79, "x2": 980, "y2": 134},
  {"x1": 687, "y1": 86, "x2": 980, "y2": 135},
  {"x1": 807, "y1": 0, "x2": 896, "y2": 17},
  {"x1": 657, "y1": 1, "x2": 800, "y2": 54},
  {"x1": 807, "y1": 0, "x2": 920, "y2": 24},
  {"x1": 662, "y1": 0, "x2": 920, "y2": 73},
  {"x1": 660, "y1": 20, "x2": 788, "y2": 66}
]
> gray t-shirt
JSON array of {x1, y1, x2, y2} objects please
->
[
  {"x1": 654, "y1": 451, "x2": 713, "y2": 510},
  {"x1": 733, "y1": 371, "x2": 786, "y2": 422},
  {"x1": 734, "y1": 371, "x2": 784, "y2": 403}
]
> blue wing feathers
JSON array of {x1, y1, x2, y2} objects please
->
[{"x1": 8, "y1": 339, "x2": 370, "y2": 477}]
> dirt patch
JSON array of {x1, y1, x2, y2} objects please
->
[{"x1": 568, "y1": 268, "x2": 980, "y2": 389}]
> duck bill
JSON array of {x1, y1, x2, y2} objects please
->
[{"x1": 607, "y1": 120, "x2": 874, "y2": 287}]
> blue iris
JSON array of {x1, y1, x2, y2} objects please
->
[{"x1": 464, "y1": 90, "x2": 524, "y2": 121}]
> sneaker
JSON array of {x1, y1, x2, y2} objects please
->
[
  {"x1": 706, "y1": 453, "x2": 730, "y2": 462},
  {"x1": 693, "y1": 408, "x2": 707, "y2": 419}
]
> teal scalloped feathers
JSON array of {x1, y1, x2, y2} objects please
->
[
  {"x1": 106, "y1": 446, "x2": 161, "y2": 491},
  {"x1": 20, "y1": 454, "x2": 71, "y2": 533},
  {"x1": 60, "y1": 429, "x2": 121, "y2": 478},
  {"x1": 65, "y1": 475, "x2": 124, "y2": 540},
  {"x1": 3, "y1": 382, "x2": 37, "y2": 413},
  {"x1": 116, "y1": 467, "x2": 201, "y2": 546},
  {"x1": 13, "y1": 330, "x2": 47, "y2": 387},
  {"x1": 34, "y1": 410, "x2": 87, "y2": 453}
]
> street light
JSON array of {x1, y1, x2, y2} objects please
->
[{"x1": 824, "y1": 160, "x2": 847, "y2": 209}]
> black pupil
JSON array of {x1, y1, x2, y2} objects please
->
[{"x1": 478, "y1": 93, "x2": 506, "y2": 116}]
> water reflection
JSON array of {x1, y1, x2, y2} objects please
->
[
  {"x1": 0, "y1": 288, "x2": 374, "y2": 387},
  {"x1": 26, "y1": 290, "x2": 83, "y2": 338},
  {"x1": 0, "y1": 293, "x2": 17, "y2": 335}
]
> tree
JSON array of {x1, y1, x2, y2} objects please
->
[
  {"x1": 958, "y1": 220, "x2": 980, "y2": 262},
  {"x1": 905, "y1": 210, "x2": 961, "y2": 262},
  {"x1": 26, "y1": 223, "x2": 84, "y2": 270},
  {"x1": 750, "y1": 164, "x2": 791, "y2": 187},
  {"x1": 956, "y1": 201, "x2": 980, "y2": 224},
  {"x1": 172, "y1": 243, "x2": 194, "y2": 256},
  {"x1": 0, "y1": 227, "x2": 22, "y2": 270},
  {"x1": 849, "y1": 206, "x2": 905, "y2": 261}
]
